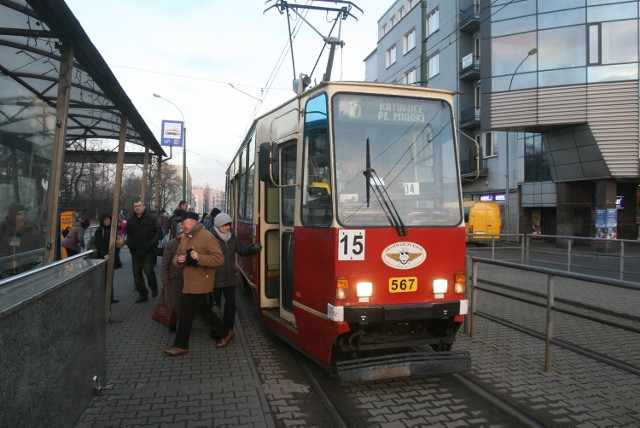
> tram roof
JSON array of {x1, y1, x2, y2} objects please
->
[{"x1": 0, "y1": 0, "x2": 166, "y2": 157}]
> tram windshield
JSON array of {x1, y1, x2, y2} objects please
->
[{"x1": 332, "y1": 93, "x2": 462, "y2": 227}]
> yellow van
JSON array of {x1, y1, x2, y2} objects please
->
[{"x1": 464, "y1": 201, "x2": 502, "y2": 242}]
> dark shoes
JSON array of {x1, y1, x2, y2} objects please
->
[
  {"x1": 151, "y1": 289, "x2": 158, "y2": 298},
  {"x1": 135, "y1": 296, "x2": 148, "y2": 303},
  {"x1": 164, "y1": 347, "x2": 188, "y2": 357},
  {"x1": 216, "y1": 330, "x2": 235, "y2": 348}
]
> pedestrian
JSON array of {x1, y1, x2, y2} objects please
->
[
  {"x1": 164, "y1": 211, "x2": 232, "y2": 357},
  {"x1": 0, "y1": 202, "x2": 43, "y2": 277},
  {"x1": 168, "y1": 207, "x2": 185, "y2": 240},
  {"x1": 203, "y1": 207, "x2": 221, "y2": 232},
  {"x1": 160, "y1": 219, "x2": 184, "y2": 332},
  {"x1": 62, "y1": 217, "x2": 89, "y2": 256},
  {"x1": 210, "y1": 212, "x2": 261, "y2": 336},
  {"x1": 159, "y1": 210, "x2": 170, "y2": 246},
  {"x1": 126, "y1": 198, "x2": 162, "y2": 303},
  {"x1": 93, "y1": 213, "x2": 122, "y2": 303},
  {"x1": 117, "y1": 211, "x2": 127, "y2": 235}
]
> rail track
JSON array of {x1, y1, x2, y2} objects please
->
[{"x1": 238, "y1": 288, "x2": 542, "y2": 427}]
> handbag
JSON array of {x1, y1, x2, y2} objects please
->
[
  {"x1": 151, "y1": 285, "x2": 174, "y2": 327},
  {"x1": 155, "y1": 240, "x2": 165, "y2": 256},
  {"x1": 115, "y1": 235, "x2": 125, "y2": 249}
]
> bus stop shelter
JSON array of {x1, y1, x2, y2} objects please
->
[{"x1": 0, "y1": 1, "x2": 166, "y2": 425}]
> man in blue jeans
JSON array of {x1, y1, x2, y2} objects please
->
[{"x1": 126, "y1": 198, "x2": 162, "y2": 303}]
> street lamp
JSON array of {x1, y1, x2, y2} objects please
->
[
  {"x1": 154, "y1": 93, "x2": 187, "y2": 204},
  {"x1": 504, "y1": 48, "x2": 537, "y2": 233}
]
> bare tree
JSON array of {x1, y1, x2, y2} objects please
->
[{"x1": 149, "y1": 163, "x2": 182, "y2": 212}]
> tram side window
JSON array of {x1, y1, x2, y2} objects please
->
[
  {"x1": 281, "y1": 145, "x2": 297, "y2": 227},
  {"x1": 302, "y1": 93, "x2": 332, "y2": 227}
]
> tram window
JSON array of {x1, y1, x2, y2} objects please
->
[
  {"x1": 302, "y1": 93, "x2": 332, "y2": 227},
  {"x1": 281, "y1": 145, "x2": 297, "y2": 227},
  {"x1": 332, "y1": 93, "x2": 462, "y2": 227}
]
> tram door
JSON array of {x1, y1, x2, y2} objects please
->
[{"x1": 279, "y1": 144, "x2": 297, "y2": 324}]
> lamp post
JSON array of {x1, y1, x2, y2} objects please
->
[
  {"x1": 154, "y1": 93, "x2": 187, "y2": 204},
  {"x1": 504, "y1": 48, "x2": 537, "y2": 233}
]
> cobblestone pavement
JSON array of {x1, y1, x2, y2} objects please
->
[{"x1": 76, "y1": 249, "x2": 640, "y2": 427}]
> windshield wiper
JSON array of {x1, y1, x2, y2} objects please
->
[{"x1": 364, "y1": 138, "x2": 407, "y2": 237}]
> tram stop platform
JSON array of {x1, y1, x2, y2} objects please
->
[{"x1": 74, "y1": 248, "x2": 640, "y2": 427}]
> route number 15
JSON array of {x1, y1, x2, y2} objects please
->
[{"x1": 338, "y1": 229, "x2": 365, "y2": 261}]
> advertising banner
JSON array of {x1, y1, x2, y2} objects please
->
[
  {"x1": 595, "y1": 208, "x2": 617, "y2": 239},
  {"x1": 60, "y1": 210, "x2": 74, "y2": 258}
]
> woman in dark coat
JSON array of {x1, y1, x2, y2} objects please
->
[
  {"x1": 210, "y1": 212, "x2": 261, "y2": 334},
  {"x1": 93, "y1": 213, "x2": 122, "y2": 302}
]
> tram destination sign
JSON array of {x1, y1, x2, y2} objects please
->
[{"x1": 337, "y1": 95, "x2": 428, "y2": 124}]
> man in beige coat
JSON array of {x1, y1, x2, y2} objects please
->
[{"x1": 164, "y1": 211, "x2": 233, "y2": 357}]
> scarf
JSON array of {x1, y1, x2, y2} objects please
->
[{"x1": 214, "y1": 226, "x2": 231, "y2": 242}]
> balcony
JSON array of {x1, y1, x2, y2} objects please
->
[
  {"x1": 459, "y1": 4, "x2": 480, "y2": 33},
  {"x1": 459, "y1": 59, "x2": 480, "y2": 81},
  {"x1": 460, "y1": 156, "x2": 488, "y2": 181},
  {"x1": 459, "y1": 106, "x2": 481, "y2": 129}
]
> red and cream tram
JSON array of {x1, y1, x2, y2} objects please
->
[{"x1": 226, "y1": 81, "x2": 469, "y2": 381}]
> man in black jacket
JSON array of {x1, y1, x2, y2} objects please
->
[{"x1": 126, "y1": 198, "x2": 162, "y2": 303}]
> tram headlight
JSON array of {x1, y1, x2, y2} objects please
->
[
  {"x1": 336, "y1": 276, "x2": 348, "y2": 300},
  {"x1": 432, "y1": 279, "x2": 448, "y2": 294},
  {"x1": 356, "y1": 281, "x2": 373, "y2": 298}
]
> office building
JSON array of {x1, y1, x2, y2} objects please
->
[{"x1": 366, "y1": 0, "x2": 640, "y2": 239}]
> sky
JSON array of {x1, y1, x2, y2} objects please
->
[{"x1": 64, "y1": 0, "x2": 393, "y2": 190}]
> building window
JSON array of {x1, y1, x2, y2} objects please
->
[
  {"x1": 601, "y1": 19, "x2": 638, "y2": 64},
  {"x1": 426, "y1": 8, "x2": 439, "y2": 36},
  {"x1": 403, "y1": 68, "x2": 417, "y2": 85},
  {"x1": 588, "y1": 24, "x2": 601, "y2": 65},
  {"x1": 398, "y1": 6, "x2": 405, "y2": 19},
  {"x1": 386, "y1": 44, "x2": 397, "y2": 68},
  {"x1": 403, "y1": 28, "x2": 416, "y2": 54},
  {"x1": 379, "y1": 24, "x2": 386, "y2": 39},
  {"x1": 483, "y1": 132, "x2": 497, "y2": 158},
  {"x1": 524, "y1": 133, "x2": 550, "y2": 182},
  {"x1": 389, "y1": 15, "x2": 395, "y2": 29},
  {"x1": 427, "y1": 53, "x2": 439, "y2": 78}
]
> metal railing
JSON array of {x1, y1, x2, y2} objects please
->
[
  {"x1": 467, "y1": 256, "x2": 640, "y2": 374},
  {"x1": 466, "y1": 233, "x2": 640, "y2": 281}
]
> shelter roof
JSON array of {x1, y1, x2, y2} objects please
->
[{"x1": 0, "y1": 0, "x2": 165, "y2": 157}]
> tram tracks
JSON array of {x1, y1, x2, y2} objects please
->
[
  {"x1": 239, "y1": 287, "x2": 544, "y2": 426},
  {"x1": 294, "y1": 351, "x2": 542, "y2": 427}
]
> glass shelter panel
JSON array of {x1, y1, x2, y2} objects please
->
[
  {"x1": 332, "y1": 93, "x2": 462, "y2": 228},
  {"x1": 0, "y1": 76, "x2": 54, "y2": 279}
]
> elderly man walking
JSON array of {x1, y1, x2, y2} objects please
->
[
  {"x1": 126, "y1": 198, "x2": 162, "y2": 303},
  {"x1": 164, "y1": 211, "x2": 233, "y2": 357}
]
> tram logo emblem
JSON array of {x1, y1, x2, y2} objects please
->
[{"x1": 382, "y1": 242, "x2": 426, "y2": 269}]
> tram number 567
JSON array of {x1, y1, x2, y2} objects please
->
[{"x1": 338, "y1": 229, "x2": 365, "y2": 261}]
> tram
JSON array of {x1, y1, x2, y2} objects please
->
[{"x1": 226, "y1": 81, "x2": 470, "y2": 381}]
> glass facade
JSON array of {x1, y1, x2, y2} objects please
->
[
  {"x1": 490, "y1": 0, "x2": 639, "y2": 91},
  {"x1": 523, "y1": 133, "x2": 550, "y2": 182},
  {"x1": 0, "y1": 76, "x2": 56, "y2": 278}
]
